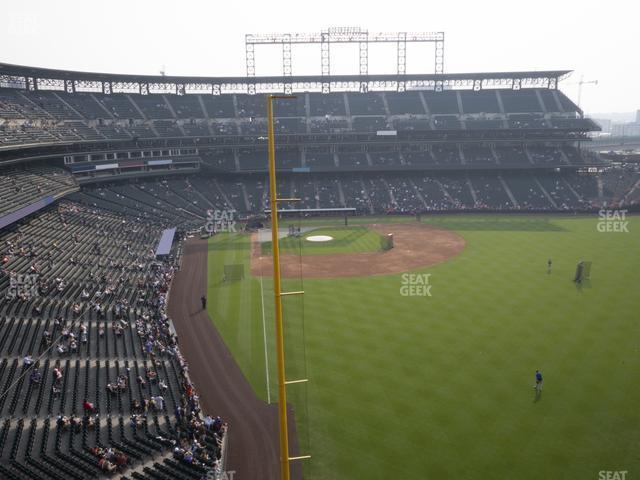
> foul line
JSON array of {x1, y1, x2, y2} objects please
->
[{"x1": 258, "y1": 231, "x2": 271, "y2": 404}]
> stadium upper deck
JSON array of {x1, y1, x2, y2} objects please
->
[
  {"x1": 0, "y1": 63, "x2": 607, "y2": 203},
  {"x1": 0, "y1": 64, "x2": 597, "y2": 152}
]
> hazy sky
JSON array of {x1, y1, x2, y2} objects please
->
[{"x1": 1, "y1": 0, "x2": 638, "y2": 115}]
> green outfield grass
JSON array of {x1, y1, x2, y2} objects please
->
[
  {"x1": 206, "y1": 214, "x2": 640, "y2": 480},
  {"x1": 260, "y1": 226, "x2": 384, "y2": 256}
]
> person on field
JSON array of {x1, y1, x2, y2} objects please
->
[
  {"x1": 534, "y1": 370, "x2": 543, "y2": 392},
  {"x1": 547, "y1": 259, "x2": 552, "y2": 274},
  {"x1": 574, "y1": 261, "x2": 584, "y2": 283},
  {"x1": 200, "y1": 295, "x2": 206, "y2": 310}
]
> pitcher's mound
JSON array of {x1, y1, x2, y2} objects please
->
[
  {"x1": 306, "y1": 235, "x2": 334, "y2": 242},
  {"x1": 251, "y1": 223, "x2": 465, "y2": 279}
]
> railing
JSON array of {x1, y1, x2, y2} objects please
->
[{"x1": 215, "y1": 430, "x2": 230, "y2": 479}]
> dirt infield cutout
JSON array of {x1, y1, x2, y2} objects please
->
[{"x1": 251, "y1": 223, "x2": 466, "y2": 278}]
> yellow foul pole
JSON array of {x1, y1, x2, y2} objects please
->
[{"x1": 267, "y1": 94, "x2": 290, "y2": 480}]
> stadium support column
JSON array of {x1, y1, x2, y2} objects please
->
[
  {"x1": 283, "y1": 34, "x2": 292, "y2": 77},
  {"x1": 435, "y1": 32, "x2": 445, "y2": 74},
  {"x1": 359, "y1": 34, "x2": 368, "y2": 93},
  {"x1": 397, "y1": 32, "x2": 406, "y2": 92},
  {"x1": 246, "y1": 37, "x2": 255, "y2": 77},
  {"x1": 283, "y1": 34, "x2": 293, "y2": 94},
  {"x1": 321, "y1": 32, "x2": 330, "y2": 93}
]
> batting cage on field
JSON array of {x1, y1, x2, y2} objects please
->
[{"x1": 223, "y1": 264, "x2": 244, "y2": 282}]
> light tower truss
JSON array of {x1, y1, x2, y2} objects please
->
[{"x1": 245, "y1": 27, "x2": 445, "y2": 93}]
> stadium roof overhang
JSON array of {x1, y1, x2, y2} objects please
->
[{"x1": 0, "y1": 62, "x2": 571, "y2": 95}]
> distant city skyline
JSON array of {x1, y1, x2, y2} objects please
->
[{"x1": 1, "y1": 0, "x2": 637, "y2": 114}]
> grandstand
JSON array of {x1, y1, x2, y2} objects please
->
[
  {"x1": 0, "y1": 59, "x2": 638, "y2": 480},
  {"x1": 1, "y1": 63, "x2": 631, "y2": 219},
  {"x1": 0, "y1": 201, "x2": 227, "y2": 479}
]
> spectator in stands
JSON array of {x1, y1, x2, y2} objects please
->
[
  {"x1": 112, "y1": 321, "x2": 124, "y2": 336},
  {"x1": 57, "y1": 415, "x2": 70, "y2": 430},
  {"x1": 83, "y1": 398, "x2": 96, "y2": 413},
  {"x1": 69, "y1": 416, "x2": 82, "y2": 433},
  {"x1": 116, "y1": 374, "x2": 127, "y2": 391},
  {"x1": 23, "y1": 355, "x2": 34, "y2": 366},
  {"x1": 151, "y1": 395, "x2": 164, "y2": 411},
  {"x1": 203, "y1": 415, "x2": 214, "y2": 429},
  {"x1": 114, "y1": 452, "x2": 128, "y2": 469},
  {"x1": 98, "y1": 457, "x2": 117, "y2": 473},
  {"x1": 130, "y1": 414, "x2": 144, "y2": 429},
  {"x1": 87, "y1": 415, "x2": 98, "y2": 430},
  {"x1": 30, "y1": 369, "x2": 41, "y2": 385}
]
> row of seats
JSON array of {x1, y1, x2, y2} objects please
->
[
  {"x1": 0, "y1": 87, "x2": 597, "y2": 147},
  {"x1": 0, "y1": 166, "x2": 76, "y2": 217},
  {"x1": 200, "y1": 145, "x2": 591, "y2": 171},
  {"x1": 68, "y1": 172, "x2": 608, "y2": 219},
  {"x1": 0, "y1": 114, "x2": 597, "y2": 146},
  {"x1": 0, "y1": 88, "x2": 582, "y2": 121}
]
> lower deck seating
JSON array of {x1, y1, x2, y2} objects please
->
[{"x1": 0, "y1": 201, "x2": 226, "y2": 478}]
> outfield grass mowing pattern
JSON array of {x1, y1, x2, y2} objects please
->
[{"x1": 208, "y1": 215, "x2": 640, "y2": 480}]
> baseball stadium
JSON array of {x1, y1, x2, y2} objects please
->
[{"x1": 0, "y1": 23, "x2": 638, "y2": 480}]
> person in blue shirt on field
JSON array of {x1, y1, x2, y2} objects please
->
[{"x1": 534, "y1": 370, "x2": 543, "y2": 392}]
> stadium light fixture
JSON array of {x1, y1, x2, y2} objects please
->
[{"x1": 245, "y1": 28, "x2": 445, "y2": 82}]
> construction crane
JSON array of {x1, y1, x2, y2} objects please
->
[{"x1": 568, "y1": 74, "x2": 598, "y2": 109}]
